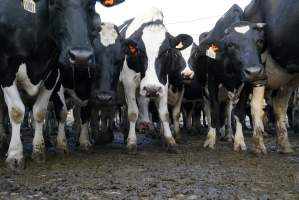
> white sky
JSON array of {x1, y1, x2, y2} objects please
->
[{"x1": 96, "y1": 0, "x2": 251, "y2": 43}]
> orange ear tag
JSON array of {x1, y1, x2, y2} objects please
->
[
  {"x1": 206, "y1": 44, "x2": 220, "y2": 59},
  {"x1": 104, "y1": 0, "x2": 114, "y2": 6},
  {"x1": 129, "y1": 45, "x2": 137, "y2": 55}
]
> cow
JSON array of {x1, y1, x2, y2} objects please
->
[
  {"x1": 190, "y1": 4, "x2": 267, "y2": 152},
  {"x1": 119, "y1": 7, "x2": 193, "y2": 154},
  {"x1": 0, "y1": 0, "x2": 123, "y2": 170},
  {"x1": 242, "y1": 0, "x2": 299, "y2": 153},
  {"x1": 51, "y1": 22, "x2": 125, "y2": 152}
]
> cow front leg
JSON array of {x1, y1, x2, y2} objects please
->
[
  {"x1": 32, "y1": 69, "x2": 59, "y2": 162},
  {"x1": 273, "y1": 88, "x2": 294, "y2": 153},
  {"x1": 172, "y1": 89, "x2": 184, "y2": 143},
  {"x1": 203, "y1": 97, "x2": 216, "y2": 149},
  {"x1": 224, "y1": 99, "x2": 234, "y2": 142},
  {"x1": 53, "y1": 85, "x2": 69, "y2": 154},
  {"x1": 155, "y1": 95, "x2": 178, "y2": 153},
  {"x1": 123, "y1": 82, "x2": 138, "y2": 155},
  {"x1": 251, "y1": 86, "x2": 266, "y2": 154},
  {"x1": 79, "y1": 106, "x2": 92, "y2": 151},
  {"x1": 2, "y1": 83, "x2": 25, "y2": 170}
]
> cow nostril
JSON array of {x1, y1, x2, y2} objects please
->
[
  {"x1": 68, "y1": 48, "x2": 94, "y2": 65},
  {"x1": 96, "y1": 95, "x2": 113, "y2": 103}
]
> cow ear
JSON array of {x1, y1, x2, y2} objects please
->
[
  {"x1": 174, "y1": 34, "x2": 193, "y2": 50},
  {"x1": 98, "y1": 0, "x2": 125, "y2": 7}
]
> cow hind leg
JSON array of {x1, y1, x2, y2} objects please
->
[
  {"x1": 155, "y1": 95, "x2": 178, "y2": 153},
  {"x1": 2, "y1": 83, "x2": 25, "y2": 170},
  {"x1": 273, "y1": 88, "x2": 294, "y2": 153},
  {"x1": 251, "y1": 86, "x2": 267, "y2": 154}
]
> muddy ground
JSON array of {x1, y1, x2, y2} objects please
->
[{"x1": 0, "y1": 129, "x2": 299, "y2": 200}]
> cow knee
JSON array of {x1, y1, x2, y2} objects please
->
[
  {"x1": 128, "y1": 112, "x2": 138, "y2": 122},
  {"x1": 10, "y1": 106, "x2": 25, "y2": 124},
  {"x1": 34, "y1": 109, "x2": 47, "y2": 123},
  {"x1": 60, "y1": 111, "x2": 68, "y2": 123}
]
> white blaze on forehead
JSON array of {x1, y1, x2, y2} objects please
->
[
  {"x1": 125, "y1": 7, "x2": 164, "y2": 38},
  {"x1": 234, "y1": 25, "x2": 250, "y2": 34},
  {"x1": 181, "y1": 45, "x2": 195, "y2": 78},
  {"x1": 140, "y1": 24, "x2": 168, "y2": 96},
  {"x1": 100, "y1": 23, "x2": 118, "y2": 47}
]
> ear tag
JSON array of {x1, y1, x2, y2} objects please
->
[
  {"x1": 129, "y1": 45, "x2": 137, "y2": 55},
  {"x1": 104, "y1": 0, "x2": 114, "y2": 6},
  {"x1": 206, "y1": 44, "x2": 220, "y2": 59},
  {"x1": 23, "y1": 0, "x2": 36, "y2": 13}
]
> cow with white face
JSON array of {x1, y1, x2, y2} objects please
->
[{"x1": 119, "y1": 8, "x2": 193, "y2": 154}]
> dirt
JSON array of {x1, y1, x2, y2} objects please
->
[{"x1": 0, "y1": 130, "x2": 299, "y2": 200}]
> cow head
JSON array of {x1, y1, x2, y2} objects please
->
[
  {"x1": 215, "y1": 21, "x2": 267, "y2": 85},
  {"x1": 123, "y1": 20, "x2": 193, "y2": 97},
  {"x1": 92, "y1": 23, "x2": 125, "y2": 105},
  {"x1": 48, "y1": 0, "x2": 103, "y2": 69}
]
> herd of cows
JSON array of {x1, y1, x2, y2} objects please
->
[{"x1": 0, "y1": 0, "x2": 298, "y2": 171}]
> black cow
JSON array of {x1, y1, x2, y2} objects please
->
[
  {"x1": 191, "y1": 4, "x2": 267, "y2": 152},
  {"x1": 242, "y1": 0, "x2": 299, "y2": 153},
  {"x1": 0, "y1": 0, "x2": 123, "y2": 170},
  {"x1": 51, "y1": 22, "x2": 125, "y2": 152}
]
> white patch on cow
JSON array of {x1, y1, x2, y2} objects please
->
[
  {"x1": 234, "y1": 116, "x2": 247, "y2": 151},
  {"x1": 100, "y1": 23, "x2": 118, "y2": 47},
  {"x1": 139, "y1": 24, "x2": 168, "y2": 97},
  {"x1": 65, "y1": 89, "x2": 88, "y2": 107},
  {"x1": 180, "y1": 45, "x2": 195, "y2": 79},
  {"x1": 2, "y1": 83, "x2": 25, "y2": 165},
  {"x1": 125, "y1": 7, "x2": 164, "y2": 38},
  {"x1": 234, "y1": 25, "x2": 250, "y2": 34},
  {"x1": 16, "y1": 64, "x2": 41, "y2": 96}
]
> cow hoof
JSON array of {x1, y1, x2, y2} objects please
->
[
  {"x1": 127, "y1": 143, "x2": 137, "y2": 155},
  {"x1": 174, "y1": 134, "x2": 182, "y2": 144},
  {"x1": 79, "y1": 142, "x2": 92, "y2": 152},
  {"x1": 167, "y1": 143, "x2": 178, "y2": 154},
  {"x1": 253, "y1": 145, "x2": 267, "y2": 154},
  {"x1": 203, "y1": 139, "x2": 215, "y2": 149},
  {"x1": 278, "y1": 146, "x2": 294, "y2": 154},
  {"x1": 32, "y1": 151, "x2": 46, "y2": 163},
  {"x1": 233, "y1": 141, "x2": 247, "y2": 152},
  {"x1": 6, "y1": 156, "x2": 25, "y2": 171}
]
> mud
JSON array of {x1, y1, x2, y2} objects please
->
[{"x1": 0, "y1": 130, "x2": 299, "y2": 200}]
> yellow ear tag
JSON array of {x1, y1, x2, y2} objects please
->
[
  {"x1": 206, "y1": 44, "x2": 220, "y2": 59},
  {"x1": 129, "y1": 45, "x2": 137, "y2": 55},
  {"x1": 104, "y1": 0, "x2": 114, "y2": 6},
  {"x1": 23, "y1": 0, "x2": 36, "y2": 13}
]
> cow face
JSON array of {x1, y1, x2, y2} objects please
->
[
  {"x1": 123, "y1": 22, "x2": 193, "y2": 97},
  {"x1": 219, "y1": 21, "x2": 267, "y2": 85},
  {"x1": 180, "y1": 44, "x2": 196, "y2": 84},
  {"x1": 92, "y1": 23, "x2": 125, "y2": 105},
  {"x1": 48, "y1": 0, "x2": 101, "y2": 68}
]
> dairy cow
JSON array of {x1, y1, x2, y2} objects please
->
[{"x1": 119, "y1": 8, "x2": 193, "y2": 154}]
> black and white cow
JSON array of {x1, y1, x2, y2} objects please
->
[
  {"x1": 242, "y1": 0, "x2": 299, "y2": 153},
  {"x1": 51, "y1": 22, "x2": 125, "y2": 152},
  {"x1": 119, "y1": 8, "x2": 193, "y2": 154},
  {"x1": 0, "y1": 0, "x2": 123, "y2": 170},
  {"x1": 190, "y1": 4, "x2": 267, "y2": 152}
]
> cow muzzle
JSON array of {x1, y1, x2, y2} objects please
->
[
  {"x1": 68, "y1": 47, "x2": 94, "y2": 66},
  {"x1": 96, "y1": 93, "x2": 114, "y2": 105},
  {"x1": 142, "y1": 86, "x2": 163, "y2": 98},
  {"x1": 242, "y1": 65, "x2": 267, "y2": 85}
]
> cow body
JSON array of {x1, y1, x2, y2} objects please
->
[
  {"x1": 0, "y1": 0, "x2": 103, "y2": 170},
  {"x1": 243, "y1": 0, "x2": 299, "y2": 153},
  {"x1": 119, "y1": 8, "x2": 193, "y2": 154}
]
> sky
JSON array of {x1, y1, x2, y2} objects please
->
[{"x1": 96, "y1": 0, "x2": 251, "y2": 43}]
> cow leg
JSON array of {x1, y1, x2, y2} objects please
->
[
  {"x1": 155, "y1": 95, "x2": 177, "y2": 153},
  {"x1": 2, "y1": 82, "x2": 25, "y2": 170},
  {"x1": 251, "y1": 86, "x2": 267, "y2": 154},
  {"x1": 172, "y1": 90, "x2": 184, "y2": 143},
  {"x1": 79, "y1": 106, "x2": 92, "y2": 151},
  {"x1": 32, "y1": 69, "x2": 59, "y2": 162},
  {"x1": 224, "y1": 99, "x2": 234, "y2": 142},
  {"x1": 203, "y1": 97, "x2": 216, "y2": 149},
  {"x1": 123, "y1": 82, "x2": 138, "y2": 154},
  {"x1": 0, "y1": 91, "x2": 8, "y2": 151},
  {"x1": 53, "y1": 85, "x2": 68, "y2": 154},
  {"x1": 272, "y1": 88, "x2": 294, "y2": 153},
  {"x1": 72, "y1": 105, "x2": 81, "y2": 134}
]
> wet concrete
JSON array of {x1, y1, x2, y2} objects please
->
[{"x1": 0, "y1": 129, "x2": 299, "y2": 200}]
